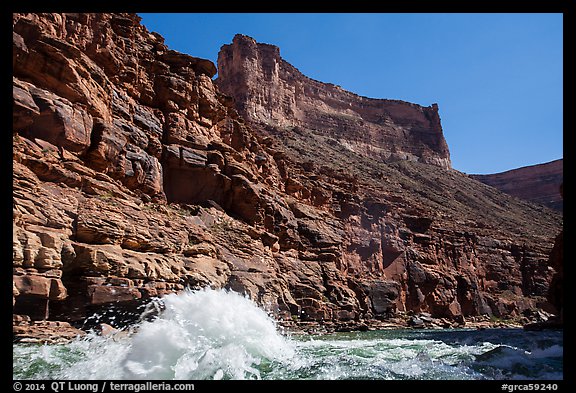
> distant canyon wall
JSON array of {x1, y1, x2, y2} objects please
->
[{"x1": 471, "y1": 159, "x2": 563, "y2": 212}]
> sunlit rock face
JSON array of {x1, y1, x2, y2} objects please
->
[
  {"x1": 12, "y1": 14, "x2": 562, "y2": 342},
  {"x1": 217, "y1": 34, "x2": 451, "y2": 169}
]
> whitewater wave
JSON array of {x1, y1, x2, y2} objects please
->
[
  {"x1": 122, "y1": 288, "x2": 295, "y2": 379},
  {"x1": 12, "y1": 288, "x2": 563, "y2": 380},
  {"x1": 472, "y1": 343, "x2": 563, "y2": 380},
  {"x1": 14, "y1": 289, "x2": 295, "y2": 380}
]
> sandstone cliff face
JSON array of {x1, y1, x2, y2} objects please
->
[
  {"x1": 546, "y1": 184, "x2": 563, "y2": 323},
  {"x1": 471, "y1": 159, "x2": 563, "y2": 212},
  {"x1": 13, "y1": 12, "x2": 291, "y2": 334},
  {"x1": 216, "y1": 35, "x2": 562, "y2": 321},
  {"x1": 13, "y1": 14, "x2": 562, "y2": 340},
  {"x1": 217, "y1": 34, "x2": 451, "y2": 169}
]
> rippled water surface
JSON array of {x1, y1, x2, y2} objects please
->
[{"x1": 13, "y1": 289, "x2": 563, "y2": 380}]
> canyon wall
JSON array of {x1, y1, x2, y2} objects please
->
[
  {"x1": 471, "y1": 159, "x2": 563, "y2": 212},
  {"x1": 217, "y1": 34, "x2": 451, "y2": 169},
  {"x1": 12, "y1": 14, "x2": 562, "y2": 340}
]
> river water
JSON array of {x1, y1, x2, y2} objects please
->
[{"x1": 13, "y1": 288, "x2": 563, "y2": 380}]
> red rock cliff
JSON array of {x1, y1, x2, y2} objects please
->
[
  {"x1": 12, "y1": 14, "x2": 562, "y2": 341},
  {"x1": 471, "y1": 159, "x2": 563, "y2": 212},
  {"x1": 216, "y1": 34, "x2": 451, "y2": 169}
]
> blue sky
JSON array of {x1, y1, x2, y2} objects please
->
[{"x1": 139, "y1": 13, "x2": 563, "y2": 174}]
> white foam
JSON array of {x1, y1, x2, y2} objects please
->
[
  {"x1": 122, "y1": 288, "x2": 295, "y2": 380},
  {"x1": 12, "y1": 289, "x2": 563, "y2": 380},
  {"x1": 13, "y1": 288, "x2": 295, "y2": 380},
  {"x1": 12, "y1": 334, "x2": 131, "y2": 379}
]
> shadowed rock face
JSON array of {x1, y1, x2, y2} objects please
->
[
  {"x1": 13, "y1": 14, "x2": 562, "y2": 341},
  {"x1": 216, "y1": 34, "x2": 451, "y2": 169},
  {"x1": 470, "y1": 159, "x2": 563, "y2": 212}
]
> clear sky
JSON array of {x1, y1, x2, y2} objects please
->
[{"x1": 139, "y1": 13, "x2": 563, "y2": 174}]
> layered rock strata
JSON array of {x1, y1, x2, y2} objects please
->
[
  {"x1": 215, "y1": 34, "x2": 562, "y2": 322},
  {"x1": 471, "y1": 159, "x2": 563, "y2": 212},
  {"x1": 217, "y1": 34, "x2": 451, "y2": 169},
  {"x1": 12, "y1": 14, "x2": 562, "y2": 342}
]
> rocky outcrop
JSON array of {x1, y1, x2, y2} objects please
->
[
  {"x1": 12, "y1": 12, "x2": 289, "y2": 338},
  {"x1": 546, "y1": 184, "x2": 563, "y2": 321},
  {"x1": 471, "y1": 159, "x2": 563, "y2": 211},
  {"x1": 523, "y1": 184, "x2": 562, "y2": 331},
  {"x1": 215, "y1": 35, "x2": 562, "y2": 324},
  {"x1": 13, "y1": 315, "x2": 85, "y2": 344},
  {"x1": 13, "y1": 14, "x2": 562, "y2": 342},
  {"x1": 216, "y1": 34, "x2": 451, "y2": 169},
  {"x1": 546, "y1": 230, "x2": 563, "y2": 319}
]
